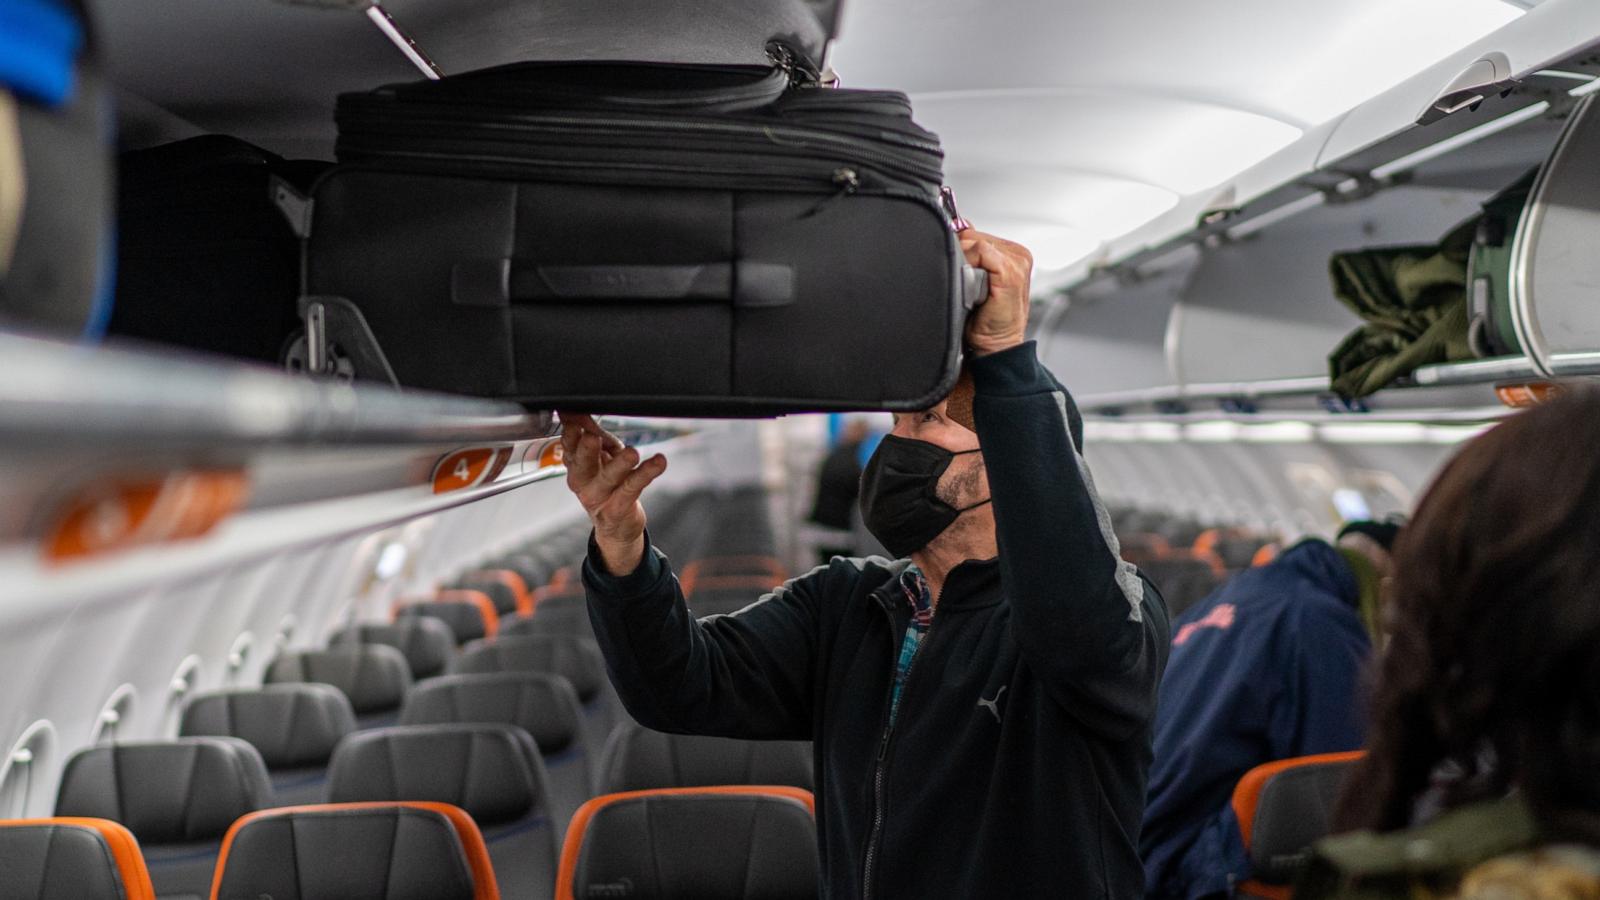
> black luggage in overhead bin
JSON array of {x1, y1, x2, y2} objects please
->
[{"x1": 298, "y1": 62, "x2": 981, "y2": 416}]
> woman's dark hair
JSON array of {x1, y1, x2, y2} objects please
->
[{"x1": 1337, "y1": 388, "x2": 1600, "y2": 840}]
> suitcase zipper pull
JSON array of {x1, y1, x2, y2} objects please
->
[
  {"x1": 801, "y1": 168, "x2": 860, "y2": 219},
  {"x1": 940, "y1": 186, "x2": 973, "y2": 233}
]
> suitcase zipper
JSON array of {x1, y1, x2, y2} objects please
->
[
  {"x1": 332, "y1": 145, "x2": 891, "y2": 195},
  {"x1": 337, "y1": 108, "x2": 943, "y2": 184}
]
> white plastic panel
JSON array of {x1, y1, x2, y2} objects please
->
[
  {"x1": 1171, "y1": 185, "x2": 1495, "y2": 385},
  {"x1": 1044, "y1": 258, "x2": 1191, "y2": 397},
  {"x1": 1514, "y1": 96, "x2": 1600, "y2": 375}
]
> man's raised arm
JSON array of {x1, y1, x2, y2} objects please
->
[
  {"x1": 562, "y1": 413, "x2": 818, "y2": 740},
  {"x1": 959, "y1": 232, "x2": 1170, "y2": 739}
]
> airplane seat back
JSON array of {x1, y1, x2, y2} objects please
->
[
  {"x1": 558, "y1": 787, "x2": 818, "y2": 900},
  {"x1": 449, "y1": 635, "x2": 612, "y2": 752},
  {"x1": 53, "y1": 737, "x2": 270, "y2": 900},
  {"x1": 501, "y1": 594, "x2": 594, "y2": 642},
  {"x1": 400, "y1": 672, "x2": 592, "y2": 825},
  {"x1": 330, "y1": 618, "x2": 456, "y2": 680},
  {"x1": 457, "y1": 569, "x2": 534, "y2": 617},
  {"x1": 263, "y1": 645, "x2": 413, "y2": 729},
  {"x1": 327, "y1": 725, "x2": 555, "y2": 900},
  {"x1": 212, "y1": 802, "x2": 499, "y2": 900},
  {"x1": 598, "y1": 721, "x2": 813, "y2": 794},
  {"x1": 396, "y1": 591, "x2": 499, "y2": 644},
  {"x1": 178, "y1": 683, "x2": 357, "y2": 806},
  {"x1": 1232, "y1": 751, "x2": 1366, "y2": 894},
  {"x1": 0, "y1": 817, "x2": 157, "y2": 900}
]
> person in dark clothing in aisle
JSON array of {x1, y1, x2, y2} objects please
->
[
  {"x1": 807, "y1": 417, "x2": 872, "y2": 565},
  {"x1": 1140, "y1": 520, "x2": 1401, "y2": 899},
  {"x1": 559, "y1": 228, "x2": 1171, "y2": 899}
]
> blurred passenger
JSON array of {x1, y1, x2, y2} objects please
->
[
  {"x1": 1141, "y1": 520, "x2": 1400, "y2": 898},
  {"x1": 1301, "y1": 390, "x2": 1600, "y2": 899},
  {"x1": 559, "y1": 229, "x2": 1171, "y2": 898},
  {"x1": 805, "y1": 416, "x2": 872, "y2": 565}
]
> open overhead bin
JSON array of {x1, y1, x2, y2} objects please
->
[{"x1": 1058, "y1": 26, "x2": 1600, "y2": 424}]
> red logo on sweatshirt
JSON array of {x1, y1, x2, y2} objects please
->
[{"x1": 1173, "y1": 603, "x2": 1236, "y2": 646}]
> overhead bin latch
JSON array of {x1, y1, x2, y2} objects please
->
[
  {"x1": 286, "y1": 296, "x2": 401, "y2": 387},
  {"x1": 1418, "y1": 52, "x2": 1516, "y2": 126}
]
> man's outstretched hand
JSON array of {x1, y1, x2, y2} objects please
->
[
  {"x1": 559, "y1": 412, "x2": 668, "y2": 577},
  {"x1": 960, "y1": 229, "x2": 1034, "y2": 357}
]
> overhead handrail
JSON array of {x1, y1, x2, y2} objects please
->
[{"x1": 0, "y1": 332, "x2": 555, "y2": 449}]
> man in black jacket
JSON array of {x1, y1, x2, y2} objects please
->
[{"x1": 561, "y1": 230, "x2": 1170, "y2": 898}]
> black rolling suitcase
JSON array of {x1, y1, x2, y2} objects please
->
[{"x1": 298, "y1": 62, "x2": 981, "y2": 415}]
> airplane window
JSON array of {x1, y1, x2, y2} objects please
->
[
  {"x1": 0, "y1": 721, "x2": 58, "y2": 819},
  {"x1": 89, "y1": 684, "x2": 137, "y2": 744},
  {"x1": 375, "y1": 541, "x2": 408, "y2": 580},
  {"x1": 1330, "y1": 487, "x2": 1372, "y2": 521}
]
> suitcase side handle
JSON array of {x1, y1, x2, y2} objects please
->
[
  {"x1": 962, "y1": 266, "x2": 990, "y2": 310},
  {"x1": 451, "y1": 260, "x2": 795, "y2": 309}
]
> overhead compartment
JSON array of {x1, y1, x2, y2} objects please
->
[{"x1": 1060, "y1": 27, "x2": 1600, "y2": 423}]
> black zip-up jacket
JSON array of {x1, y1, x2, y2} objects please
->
[{"x1": 582, "y1": 342, "x2": 1171, "y2": 898}]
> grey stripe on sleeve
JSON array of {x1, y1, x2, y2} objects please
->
[{"x1": 1054, "y1": 391, "x2": 1144, "y2": 622}]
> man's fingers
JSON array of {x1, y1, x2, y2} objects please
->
[
  {"x1": 567, "y1": 431, "x2": 604, "y2": 485},
  {"x1": 558, "y1": 411, "x2": 596, "y2": 456},
  {"x1": 609, "y1": 454, "x2": 668, "y2": 509},
  {"x1": 594, "y1": 446, "x2": 641, "y2": 492}
]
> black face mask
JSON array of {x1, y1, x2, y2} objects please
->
[{"x1": 859, "y1": 435, "x2": 991, "y2": 558}]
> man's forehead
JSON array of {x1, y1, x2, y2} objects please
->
[{"x1": 893, "y1": 399, "x2": 949, "y2": 421}]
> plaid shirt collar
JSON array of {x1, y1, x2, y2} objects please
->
[{"x1": 899, "y1": 567, "x2": 934, "y2": 628}]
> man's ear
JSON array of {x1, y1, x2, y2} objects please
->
[{"x1": 946, "y1": 365, "x2": 976, "y2": 432}]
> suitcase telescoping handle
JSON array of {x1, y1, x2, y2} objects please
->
[
  {"x1": 451, "y1": 258, "x2": 989, "y2": 311},
  {"x1": 451, "y1": 260, "x2": 796, "y2": 309}
]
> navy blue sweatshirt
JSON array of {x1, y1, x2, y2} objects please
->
[
  {"x1": 1141, "y1": 540, "x2": 1370, "y2": 898},
  {"x1": 583, "y1": 342, "x2": 1170, "y2": 898}
]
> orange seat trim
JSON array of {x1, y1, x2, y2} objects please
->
[
  {"x1": 533, "y1": 583, "x2": 586, "y2": 610},
  {"x1": 1192, "y1": 528, "x2": 1221, "y2": 557},
  {"x1": 554, "y1": 786, "x2": 814, "y2": 900},
  {"x1": 679, "y1": 556, "x2": 788, "y2": 595},
  {"x1": 393, "y1": 589, "x2": 501, "y2": 639},
  {"x1": 684, "y1": 574, "x2": 786, "y2": 598},
  {"x1": 0, "y1": 817, "x2": 156, "y2": 900},
  {"x1": 467, "y1": 569, "x2": 534, "y2": 617},
  {"x1": 1236, "y1": 880, "x2": 1294, "y2": 900},
  {"x1": 545, "y1": 567, "x2": 575, "y2": 591},
  {"x1": 1230, "y1": 750, "x2": 1366, "y2": 849},
  {"x1": 211, "y1": 802, "x2": 499, "y2": 900},
  {"x1": 1251, "y1": 543, "x2": 1281, "y2": 567}
]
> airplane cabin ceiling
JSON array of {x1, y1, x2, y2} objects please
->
[
  {"x1": 95, "y1": 0, "x2": 1548, "y2": 275},
  {"x1": 828, "y1": 0, "x2": 1534, "y2": 276}
]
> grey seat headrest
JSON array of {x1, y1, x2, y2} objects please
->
[
  {"x1": 55, "y1": 737, "x2": 270, "y2": 844},
  {"x1": 570, "y1": 790, "x2": 818, "y2": 900},
  {"x1": 327, "y1": 724, "x2": 547, "y2": 827},
  {"x1": 212, "y1": 804, "x2": 486, "y2": 900},
  {"x1": 179, "y1": 683, "x2": 356, "y2": 769},
  {"x1": 264, "y1": 645, "x2": 412, "y2": 714},
  {"x1": 330, "y1": 619, "x2": 455, "y2": 679},
  {"x1": 400, "y1": 672, "x2": 582, "y2": 754},
  {"x1": 449, "y1": 635, "x2": 604, "y2": 702},
  {"x1": 599, "y1": 722, "x2": 813, "y2": 793},
  {"x1": 0, "y1": 820, "x2": 150, "y2": 898}
]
